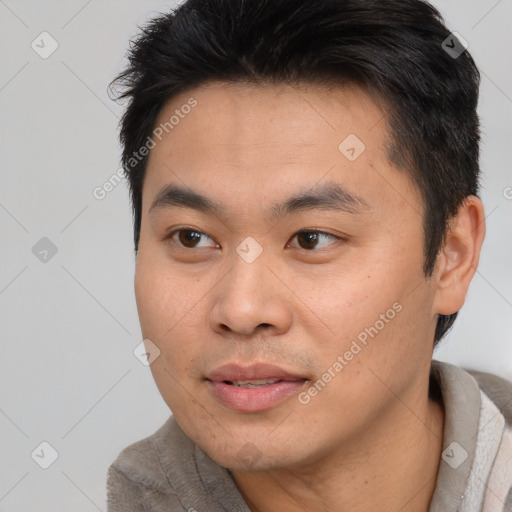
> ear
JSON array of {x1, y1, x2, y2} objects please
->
[{"x1": 432, "y1": 195, "x2": 486, "y2": 316}]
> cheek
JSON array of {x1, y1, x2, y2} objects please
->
[
  {"x1": 134, "y1": 262, "x2": 167, "y2": 338},
  {"x1": 311, "y1": 267, "x2": 395, "y2": 332},
  {"x1": 134, "y1": 257, "x2": 203, "y2": 372},
  {"x1": 134, "y1": 259, "x2": 187, "y2": 363},
  {"x1": 309, "y1": 258, "x2": 429, "y2": 374},
  {"x1": 134, "y1": 263, "x2": 193, "y2": 412},
  {"x1": 135, "y1": 245, "x2": 185, "y2": 320}
]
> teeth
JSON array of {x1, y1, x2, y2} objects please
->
[{"x1": 230, "y1": 379, "x2": 280, "y2": 387}]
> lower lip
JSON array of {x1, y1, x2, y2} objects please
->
[{"x1": 207, "y1": 380, "x2": 307, "y2": 412}]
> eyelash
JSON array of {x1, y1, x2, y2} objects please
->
[{"x1": 164, "y1": 228, "x2": 344, "y2": 252}]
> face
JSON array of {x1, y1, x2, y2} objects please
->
[{"x1": 135, "y1": 81, "x2": 439, "y2": 471}]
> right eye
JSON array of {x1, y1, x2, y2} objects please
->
[{"x1": 164, "y1": 228, "x2": 218, "y2": 249}]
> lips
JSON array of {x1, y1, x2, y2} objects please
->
[
  {"x1": 229, "y1": 379, "x2": 281, "y2": 387},
  {"x1": 206, "y1": 363, "x2": 309, "y2": 412}
]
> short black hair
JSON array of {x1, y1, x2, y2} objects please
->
[{"x1": 110, "y1": 0, "x2": 481, "y2": 347}]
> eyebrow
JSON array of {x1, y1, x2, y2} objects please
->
[{"x1": 148, "y1": 180, "x2": 370, "y2": 222}]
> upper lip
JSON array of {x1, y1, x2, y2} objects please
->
[{"x1": 206, "y1": 363, "x2": 307, "y2": 382}]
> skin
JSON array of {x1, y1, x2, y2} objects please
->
[{"x1": 134, "y1": 81, "x2": 485, "y2": 511}]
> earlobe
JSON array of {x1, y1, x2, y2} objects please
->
[{"x1": 433, "y1": 196, "x2": 486, "y2": 316}]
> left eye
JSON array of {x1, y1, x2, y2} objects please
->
[
  {"x1": 166, "y1": 229, "x2": 340, "y2": 251},
  {"x1": 287, "y1": 230, "x2": 340, "y2": 251},
  {"x1": 168, "y1": 229, "x2": 217, "y2": 249}
]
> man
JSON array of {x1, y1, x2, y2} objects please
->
[{"x1": 106, "y1": 0, "x2": 512, "y2": 510}]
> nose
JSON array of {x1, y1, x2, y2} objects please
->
[{"x1": 209, "y1": 245, "x2": 292, "y2": 339}]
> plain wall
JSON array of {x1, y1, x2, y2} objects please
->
[{"x1": 0, "y1": 0, "x2": 510, "y2": 510}]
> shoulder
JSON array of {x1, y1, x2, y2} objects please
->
[
  {"x1": 106, "y1": 416, "x2": 194, "y2": 510},
  {"x1": 464, "y1": 366, "x2": 512, "y2": 427},
  {"x1": 429, "y1": 360, "x2": 512, "y2": 511},
  {"x1": 106, "y1": 415, "x2": 245, "y2": 512},
  {"x1": 430, "y1": 359, "x2": 512, "y2": 426}
]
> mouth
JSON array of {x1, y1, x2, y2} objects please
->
[
  {"x1": 226, "y1": 378, "x2": 285, "y2": 388},
  {"x1": 206, "y1": 363, "x2": 309, "y2": 412}
]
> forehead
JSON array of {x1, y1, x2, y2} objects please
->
[
  {"x1": 153, "y1": 80, "x2": 388, "y2": 150},
  {"x1": 142, "y1": 80, "x2": 422, "y2": 220}
]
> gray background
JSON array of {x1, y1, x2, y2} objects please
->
[{"x1": 0, "y1": 0, "x2": 510, "y2": 510}]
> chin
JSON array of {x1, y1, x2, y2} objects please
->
[
  {"x1": 172, "y1": 404, "x2": 309, "y2": 471},
  {"x1": 206, "y1": 445, "x2": 286, "y2": 472},
  {"x1": 193, "y1": 433, "x2": 303, "y2": 472}
]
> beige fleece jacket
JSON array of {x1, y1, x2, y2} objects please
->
[{"x1": 106, "y1": 360, "x2": 512, "y2": 511}]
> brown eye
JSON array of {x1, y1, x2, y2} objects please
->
[
  {"x1": 168, "y1": 229, "x2": 216, "y2": 249},
  {"x1": 289, "y1": 230, "x2": 340, "y2": 251}
]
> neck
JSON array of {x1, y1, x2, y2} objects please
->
[{"x1": 231, "y1": 379, "x2": 445, "y2": 512}]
